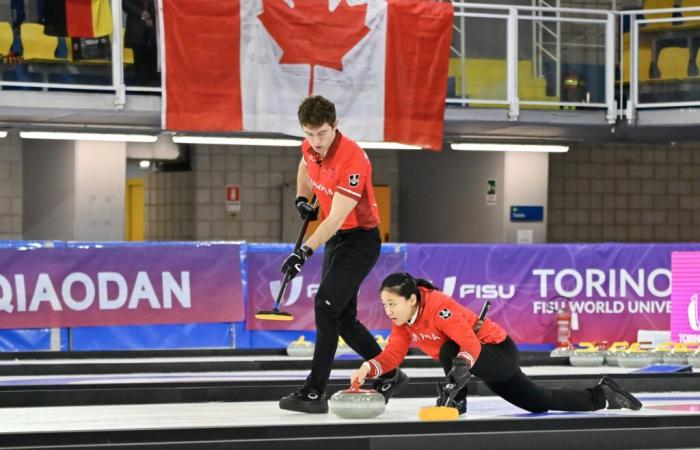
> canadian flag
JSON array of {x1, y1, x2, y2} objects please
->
[{"x1": 162, "y1": 0, "x2": 453, "y2": 151}]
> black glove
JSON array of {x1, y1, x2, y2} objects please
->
[
  {"x1": 438, "y1": 357, "x2": 471, "y2": 407},
  {"x1": 281, "y1": 245, "x2": 313, "y2": 279},
  {"x1": 295, "y1": 196, "x2": 318, "y2": 221}
]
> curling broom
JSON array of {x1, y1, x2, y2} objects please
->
[{"x1": 254, "y1": 198, "x2": 317, "y2": 321}]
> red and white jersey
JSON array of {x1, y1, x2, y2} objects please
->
[
  {"x1": 301, "y1": 131, "x2": 380, "y2": 230},
  {"x1": 366, "y1": 287, "x2": 507, "y2": 378}
]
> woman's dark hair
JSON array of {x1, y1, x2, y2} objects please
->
[
  {"x1": 298, "y1": 95, "x2": 336, "y2": 128},
  {"x1": 380, "y1": 272, "x2": 437, "y2": 302}
]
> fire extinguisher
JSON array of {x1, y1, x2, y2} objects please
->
[{"x1": 556, "y1": 306, "x2": 572, "y2": 348}]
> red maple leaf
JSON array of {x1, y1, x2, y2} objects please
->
[{"x1": 258, "y1": 0, "x2": 370, "y2": 95}]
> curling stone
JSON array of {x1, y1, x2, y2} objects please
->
[
  {"x1": 687, "y1": 348, "x2": 700, "y2": 368},
  {"x1": 286, "y1": 336, "x2": 314, "y2": 357},
  {"x1": 604, "y1": 341, "x2": 629, "y2": 366},
  {"x1": 336, "y1": 336, "x2": 355, "y2": 356},
  {"x1": 329, "y1": 383, "x2": 385, "y2": 419},
  {"x1": 550, "y1": 345, "x2": 573, "y2": 359},
  {"x1": 662, "y1": 343, "x2": 691, "y2": 365},
  {"x1": 651, "y1": 341, "x2": 674, "y2": 364},
  {"x1": 569, "y1": 342, "x2": 605, "y2": 367},
  {"x1": 617, "y1": 342, "x2": 654, "y2": 368}
]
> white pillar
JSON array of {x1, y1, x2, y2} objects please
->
[{"x1": 23, "y1": 140, "x2": 126, "y2": 240}]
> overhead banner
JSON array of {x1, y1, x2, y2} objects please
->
[
  {"x1": 670, "y1": 251, "x2": 700, "y2": 343},
  {"x1": 0, "y1": 244, "x2": 243, "y2": 329},
  {"x1": 407, "y1": 244, "x2": 700, "y2": 344},
  {"x1": 246, "y1": 244, "x2": 406, "y2": 330}
]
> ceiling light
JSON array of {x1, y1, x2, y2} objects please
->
[
  {"x1": 357, "y1": 141, "x2": 422, "y2": 150},
  {"x1": 450, "y1": 143, "x2": 569, "y2": 153},
  {"x1": 172, "y1": 136, "x2": 302, "y2": 146},
  {"x1": 20, "y1": 131, "x2": 158, "y2": 143},
  {"x1": 0, "y1": 131, "x2": 7, "y2": 138},
  {"x1": 139, "y1": 160, "x2": 151, "y2": 169}
]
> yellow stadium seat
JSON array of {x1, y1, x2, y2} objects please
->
[
  {"x1": 681, "y1": 0, "x2": 700, "y2": 18},
  {"x1": 621, "y1": 33, "x2": 654, "y2": 83},
  {"x1": 657, "y1": 47, "x2": 690, "y2": 79},
  {"x1": 0, "y1": 22, "x2": 12, "y2": 55},
  {"x1": 21, "y1": 23, "x2": 61, "y2": 61},
  {"x1": 448, "y1": 58, "x2": 558, "y2": 109},
  {"x1": 643, "y1": 0, "x2": 676, "y2": 30},
  {"x1": 674, "y1": 0, "x2": 700, "y2": 31}
]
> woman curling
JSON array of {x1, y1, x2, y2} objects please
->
[{"x1": 351, "y1": 272, "x2": 642, "y2": 414}]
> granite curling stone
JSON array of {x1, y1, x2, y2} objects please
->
[
  {"x1": 651, "y1": 342, "x2": 674, "y2": 364},
  {"x1": 617, "y1": 351, "x2": 654, "y2": 368},
  {"x1": 687, "y1": 348, "x2": 700, "y2": 368},
  {"x1": 336, "y1": 336, "x2": 355, "y2": 356},
  {"x1": 286, "y1": 336, "x2": 315, "y2": 357},
  {"x1": 569, "y1": 342, "x2": 605, "y2": 367},
  {"x1": 662, "y1": 343, "x2": 692, "y2": 365},
  {"x1": 329, "y1": 383, "x2": 386, "y2": 419},
  {"x1": 549, "y1": 345, "x2": 573, "y2": 359}
]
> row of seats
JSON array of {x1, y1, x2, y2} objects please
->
[
  {"x1": 621, "y1": 1, "x2": 700, "y2": 81},
  {"x1": 447, "y1": 58, "x2": 558, "y2": 107},
  {"x1": 0, "y1": 22, "x2": 133, "y2": 64},
  {"x1": 643, "y1": 0, "x2": 700, "y2": 31}
]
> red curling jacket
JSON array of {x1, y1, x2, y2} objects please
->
[{"x1": 366, "y1": 287, "x2": 507, "y2": 378}]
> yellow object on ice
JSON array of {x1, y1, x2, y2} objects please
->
[{"x1": 418, "y1": 406, "x2": 459, "y2": 421}]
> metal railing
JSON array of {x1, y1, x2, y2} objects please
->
[
  {"x1": 450, "y1": 2, "x2": 615, "y2": 123},
  {"x1": 0, "y1": 0, "x2": 161, "y2": 109},
  {"x1": 2, "y1": 1, "x2": 700, "y2": 126},
  {"x1": 532, "y1": 0, "x2": 561, "y2": 97},
  {"x1": 623, "y1": 5, "x2": 700, "y2": 122}
]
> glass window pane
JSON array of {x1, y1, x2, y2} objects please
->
[
  {"x1": 520, "y1": 17, "x2": 607, "y2": 108},
  {"x1": 630, "y1": 15, "x2": 700, "y2": 104},
  {"x1": 0, "y1": 1, "x2": 114, "y2": 89},
  {"x1": 449, "y1": 17, "x2": 508, "y2": 106},
  {"x1": 123, "y1": 0, "x2": 161, "y2": 88}
]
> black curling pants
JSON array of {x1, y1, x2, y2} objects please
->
[
  {"x1": 439, "y1": 337, "x2": 607, "y2": 412},
  {"x1": 302, "y1": 227, "x2": 390, "y2": 394}
]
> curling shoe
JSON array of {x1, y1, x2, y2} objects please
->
[
  {"x1": 372, "y1": 368, "x2": 409, "y2": 404},
  {"x1": 598, "y1": 376, "x2": 642, "y2": 410},
  {"x1": 279, "y1": 388, "x2": 328, "y2": 413}
]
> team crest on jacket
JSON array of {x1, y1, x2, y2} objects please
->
[
  {"x1": 348, "y1": 174, "x2": 360, "y2": 186},
  {"x1": 439, "y1": 308, "x2": 452, "y2": 320}
]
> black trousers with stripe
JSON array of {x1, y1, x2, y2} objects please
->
[
  {"x1": 302, "y1": 227, "x2": 388, "y2": 394},
  {"x1": 439, "y1": 337, "x2": 607, "y2": 412}
]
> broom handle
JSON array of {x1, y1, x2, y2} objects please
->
[
  {"x1": 473, "y1": 300, "x2": 491, "y2": 334},
  {"x1": 272, "y1": 197, "x2": 318, "y2": 311},
  {"x1": 293, "y1": 196, "x2": 317, "y2": 251}
]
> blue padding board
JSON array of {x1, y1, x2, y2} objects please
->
[
  {"x1": 631, "y1": 364, "x2": 693, "y2": 373},
  {"x1": 0, "y1": 329, "x2": 53, "y2": 351},
  {"x1": 69, "y1": 323, "x2": 235, "y2": 350}
]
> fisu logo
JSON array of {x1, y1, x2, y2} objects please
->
[
  {"x1": 269, "y1": 277, "x2": 304, "y2": 307},
  {"x1": 688, "y1": 293, "x2": 700, "y2": 331},
  {"x1": 442, "y1": 276, "x2": 457, "y2": 296},
  {"x1": 441, "y1": 276, "x2": 515, "y2": 300}
]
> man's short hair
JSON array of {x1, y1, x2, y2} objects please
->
[{"x1": 298, "y1": 95, "x2": 336, "y2": 128}]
